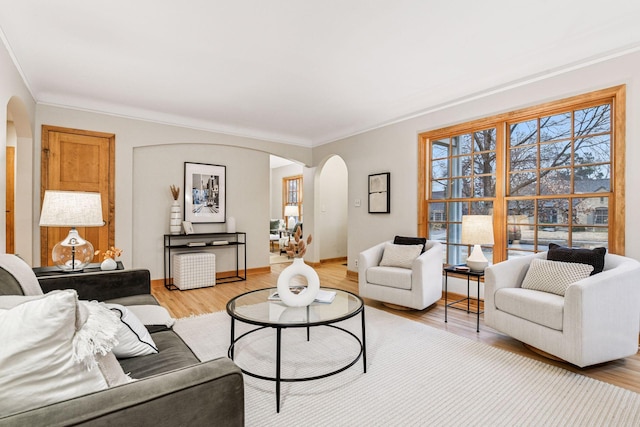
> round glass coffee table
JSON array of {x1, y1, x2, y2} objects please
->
[{"x1": 226, "y1": 287, "x2": 366, "y2": 412}]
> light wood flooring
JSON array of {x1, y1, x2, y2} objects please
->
[{"x1": 152, "y1": 261, "x2": 640, "y2": 394}]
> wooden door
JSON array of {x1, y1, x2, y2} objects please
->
[
  {"x1": 40, "y1": 126, "x2": 115, "y2": 266},
  {"x1": 6, "y1": 146, "x2": 15, "y2": 253}
]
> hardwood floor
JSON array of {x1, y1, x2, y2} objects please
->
[{"x1": 152, "y1": 260, "x2": 640, "y2": 394}]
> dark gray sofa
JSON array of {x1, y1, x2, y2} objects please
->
[{"x1": 0, "y1": 266, "x2": 244, "y2": 427}]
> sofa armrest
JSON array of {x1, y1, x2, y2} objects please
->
[
  {"x1": 564, "y1": 260, "x2": 640, "y2": 354},
  {"x1": 412, "y1": 241, "x2": 443, "y2": 285},
  {"x1": 358, "y1": 241, "x2": 389, "y2": 289},
  {"x1": 358, "y1": 241, "x2": 388, "y2": 272},
  {"x1": 484, "y1": 252, "x2": 546, "y2": 293},
  {"x1": 0, "y1": 357, "x2": 244, "y2": 427},
  {"x1": 37, "y1": 269, "x2": 151, "y2": 301},
  {"x1": 411, "y1": 241, "x2": 444, "y2": 302}
]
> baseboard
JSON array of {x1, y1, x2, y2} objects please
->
[
  {"x1": 320, "y1": 256, "x2": 347, "y2": 264},
  {"x1": 346, "y1": 269, "x2": 358, "y2": 282},
  {"x1": 152, "y1": 266, "x2": 269, "y2": 287}
]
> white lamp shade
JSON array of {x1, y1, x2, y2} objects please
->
[
  {"x1": 284, "y1": 205, "x2": 299, "y2": 218},
  {"x1": 39, "y1": 191, "x2": 105, "y2": 227},
  {"x1": 461, "y1": 215, "x2": 494, "y2": 245}
]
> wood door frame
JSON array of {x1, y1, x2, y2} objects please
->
[
  {"x1": 6, "y1": 146, "x2": 15, "y2": 253},
  {"x1": 40, "y1": 125, "x2": 116, "y2": 264}
]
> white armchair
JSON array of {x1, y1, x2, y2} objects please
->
[
  {"x1": 358, "y1": 240, "x2": 443, "y2": 310},
  {"x1": 485, "y1": 251, "x2": 640, "y2": 367}
]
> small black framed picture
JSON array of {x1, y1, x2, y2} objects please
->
[{"x1": 368, "y1": 172, "x2": 390, "y2": 214}]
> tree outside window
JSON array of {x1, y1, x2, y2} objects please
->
[{"x1": 419, "y1": 86, "x2": 625, "y2": 265}]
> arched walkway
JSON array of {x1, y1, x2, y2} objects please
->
[{"x1": 314, "y1": 154, "x2": 348, "y2": 263}]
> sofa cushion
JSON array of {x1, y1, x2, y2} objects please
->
[
  {"x1": 494, "y1": 287, "x2": 565, "y2": 331},
  {"x1": 118, "y1": 330, "x2": 200, "y2": 379},
  {"x1": 105, "y1": 293, "x2": 159, "y2": 306},
  {"x1": 0, "y1": 290, "x2": 123, "y2": 416},
  {"x1": 521, "y1": 258, "x2": 593, "y2": 296},
  {"x1": 547, "y1": 243, "x2": 606, "y2": 275},
  {"x1": 379, "y1": 243, "x2": 422, "y2": 269},
  {"x1": 366, "y1": 266, "x2": 413, "y2": 290}
]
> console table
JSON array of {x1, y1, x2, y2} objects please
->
[{"x1": 163, "y1": 232, "x2": 246, "y2": 290}]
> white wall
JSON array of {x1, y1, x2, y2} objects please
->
[
  {"x1": 318, "y1": 155, "x2": 348, "y2": 260},
  {"x1": 34, "y1": 104, "x2": 313, "y2": 276},
  {"x1": 133, "y1": 144, "x2": 269, "y2": 277},
  {"x1": 4, "y1": 32, "x2": 640, "y2": 292},
  {"x1": 313, "y1": 50, "x2": 640, "y2": 296},
  {"x1": 0, "y1": 41, "x2": 35, "y2": 260}
]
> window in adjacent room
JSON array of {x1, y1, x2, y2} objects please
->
[
  {"x1": 418, "y1": 85, "x2": 625, "y2": 265},
  {"x1": 282, "y1": 175, "x2": 302, "y2": 228}
]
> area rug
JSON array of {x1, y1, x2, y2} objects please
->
[{"x1": 173, "y1": 306, "x2": 640, "y2": 426}]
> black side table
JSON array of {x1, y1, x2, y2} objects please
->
[{"x1": 444, "y1": 265, "x2": 484, "y2": 332}]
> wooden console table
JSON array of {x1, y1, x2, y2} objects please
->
[{"x1": 163, "y1": 232, "x2": 247, "y2": 290}]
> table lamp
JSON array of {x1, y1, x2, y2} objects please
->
[
  {"x1": 461, "y1": 215, "x2": 494, "y2": 272},
  {"x1": 284, "y1": 205, "x2": 299, "y2": 231},
  {"x1": 39, "y1": 190, "x2": 105, "y2": 272}
]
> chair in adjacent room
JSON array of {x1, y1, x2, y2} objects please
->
[
  {"x1": 269, "y1": 219, "x2": 284, "y2": 252},
  {"x1": 484, "y1": 247, "x2": 640, "y2": 367},
  {"x1": 358, "y1": 237, "x2": 443, "y2": 310}
]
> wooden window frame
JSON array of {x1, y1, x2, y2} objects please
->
[
  {"x1": 282, "y1": 174, "x2": 303, "y2": 224},
  {"x1": 418, "y1": 85, "x2": 626, "y2": 264}
]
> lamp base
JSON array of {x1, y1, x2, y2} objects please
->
[
  {"x1": 52, "y1": 229, "x2": 95, "y2": 272},
  {"x1": 466, "y1": 244, "x2": 488, "y2": 272}
]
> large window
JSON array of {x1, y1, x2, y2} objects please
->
[{"x1": 419, "y1": 86, "x2": 625, "y2": 265}]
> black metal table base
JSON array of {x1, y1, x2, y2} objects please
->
[
  {"x1": 228, "y1": 309, "x2": 367, "y2": 413},
  {"x1": 444, "y1": 266, "x2": 484, "y2": 332}
]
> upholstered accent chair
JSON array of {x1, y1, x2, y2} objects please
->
[
  {"x1": 270, "y1": 219, "x2": 284, "y2": 251},
  {"x1": 485, "y1": 251, "x2": 640, "y2": 367},
  {"x1": 358, "y1": 238, "x2": 443, "y2": 310}
]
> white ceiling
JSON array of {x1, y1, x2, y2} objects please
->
[{"x1": 2, "y1": 1, "x2": 640, "y2": 147}]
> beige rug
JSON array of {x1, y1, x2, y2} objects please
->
[{"x1": 174, "y1": 306, "x2": 640, "y2": 426}]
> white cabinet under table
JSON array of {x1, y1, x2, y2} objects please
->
[{"x1": 163, "y1": 232, "x2": 247, "y2": 290}]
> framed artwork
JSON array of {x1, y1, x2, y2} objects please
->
[
  {"x1": 184, "y1": 162, "x2": 226, "y2": 223},
  {"x1": 368, "y1": 172, "x2": 390, "y2": 214}
]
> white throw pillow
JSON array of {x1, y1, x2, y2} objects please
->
[
  {"x1": 105, "y1": 303, "x2": 158, "y2": 358},
  {"x1": 0, "y1": 291, "x2": 112, "y2": 416},
  {"x1": 127, "y1": 304, "x2": 176, "y2": 328},
  {"x1": 521, "y1": 258, "x2": 594, "y2": 296},
  {"x1": 0, "y1": 294, "x2": 45, "y2": 309},
  {"x1": 379, "y1": 243, "x2": 423, "y2": 269}
]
